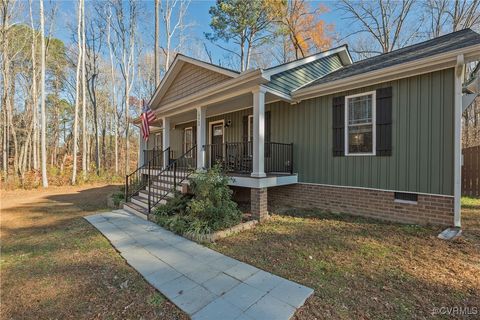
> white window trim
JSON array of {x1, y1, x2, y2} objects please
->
[
  {"x1": 344, "y1": 91, "x2": 376, "y2": 156},
  {"x1": 184, "y1": 127, "x2": 193, "y2": 156}
]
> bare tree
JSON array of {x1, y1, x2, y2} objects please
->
[
  {"x1": 106, "y1": 7, "x2": 119, "y2": 174},
  {"x1": 155, "y1": 0, "x2": 160, "y2": 86},
  {"x1": 72, "y1": 0, "x2": 82, "y2": 184},
  {"x1": 81, "y1": 0, "x2": 87, "y2": 178},
  {"x1": 85, "y1": 13, "x2": 103, "y2": 175},
  {"x1": 425, "y1": 0, "x2": 480, "y2": 37},
  {"x1": 29, "y1": 0, "x2": 38, "y2": 171},
  {"x1": 110, "y1": 0, "x2": 138, "y2": 174},
  {"x1": 161, "y1": 0, "x2": 190, "y2": 72},
  {"x1": 39, "y1": 0, "x2": 48, "y2": 187},
  {"x1": 338, "y1": 0, "x2": 421, "y2": 58}
]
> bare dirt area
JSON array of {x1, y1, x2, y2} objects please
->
[{"x1": 0, "y1": 184, "x2": 188, "y2": 320}]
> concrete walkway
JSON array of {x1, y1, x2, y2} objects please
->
[{"x1": 85, "y1": 210, "x2": 313, "y2": 320}]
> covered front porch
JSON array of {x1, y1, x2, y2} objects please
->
[{"x1": 141, "y1": 86, "x2": 297, "y2": 188}]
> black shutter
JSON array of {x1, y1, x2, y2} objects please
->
[
  {"x1": 332, "y1": 96, "x2": 345, "y2": 156},
  {"x1": 376, "y1": 87, "x2": 392, "y2": 156}
]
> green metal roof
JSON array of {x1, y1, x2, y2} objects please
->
[{"x1": 265, "y1": 54, "x2": 344, "y2": 96}]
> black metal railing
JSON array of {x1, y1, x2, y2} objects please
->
[
  {"x1": 147, "y1": 145, "x2": 197, "y2": 213},
  {"x1": 125, "y1": 147, "x2": 170, "y2": 202},
  {"x1": 265, "y1": 142, "x2": 293, "y2": 174},
  {"x1": 143, "y1": 147, "x2": 172, "y2": 167},
  {"x1": 203, "y1": 141, "x2": 293, "y2": 174}
]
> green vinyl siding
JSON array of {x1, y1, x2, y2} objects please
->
[
  {"x1": 266, "y1": 54, "x2": 344, "y2": 95},
  {"x1": 270, "y1": 68, "x2": 455, "y2": 196}
]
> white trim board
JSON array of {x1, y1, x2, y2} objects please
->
[{"x1": 228, "y1": 174, "x2": 298, "y2": 188}]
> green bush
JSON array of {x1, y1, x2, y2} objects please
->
[
  {"x1": 111, "y1": 192, "x2": 125, "y2": 207},
  {"x1": 155, "y1": 191, "x2": 192, "y2": 217},
  {"x1": 153, "y1": 165, "x2": 242, "y2": 237}
]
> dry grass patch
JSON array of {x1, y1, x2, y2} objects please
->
[
  {"x1": 211, "y1": 200, "x2": 480, "y2": 320},
  {"x1": 0, "y1": 184, "x2": 187, "y2": 320}
]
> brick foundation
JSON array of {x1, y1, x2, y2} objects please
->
[
  {"x1": 268, "y1": 184, "x2": 454, "y2": 226},
  {"x1": 251, "y1": 187, "x2": 268, "y2": 221}
]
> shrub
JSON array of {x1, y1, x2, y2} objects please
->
[
  {"x1": 187, "y1": 165, "x2": 242, "y2": 232},
  {"x1": 153, "y1": 165, "x2": 242, "y2": 237},
  {"x1": 110, "y1": 192, "x2": 125, "y2": 207}
]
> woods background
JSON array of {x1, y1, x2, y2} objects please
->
[{"x1": 1, "y1": 0, "x2": 479, "y2": 189}]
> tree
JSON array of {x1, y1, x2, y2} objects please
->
[
  {"x1": 268, "y1": 0, "x2": 333, "y2": 62},
  {"x1": 106, "y1": 6, "x2": 119, "y2": 174},
  {"x1": 206, "y1": 0, "x2": 273, "y2": 72},
  {"x1": 110, "y1": 0, "x2": 138, "y2": 174},
  {"x1": 337, "y1": 0, "x2": 420, "y2": 58},
  {"x1": 425, "y1": 0, "x2": 480, "y2": 37},
  {"x1": 81, "y1": 0, "x2": 87, "y2": 178},
  {"x1": 154, "y1": 0, "x2": 160, "y2": 86},
  {"x1": 29, "y1": 0, "x2": 38, "y2": 171},
  {"x1": 72, "y1": 0, "x2": 82, "y2": 184},
  {"x1": 40, "y1": 0, "x2": 48, "y2": 187},
  {"x1": 161, "y1": 0, "x2": 191, "y2": 72}
]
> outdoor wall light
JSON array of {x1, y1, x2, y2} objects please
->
[{"x1": 225, "y1": 120, "x2": 232, "y2": 128}]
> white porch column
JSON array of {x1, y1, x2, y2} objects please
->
[
  {"x1": 251, "y1": 87, "x2": 267, "y2": 178},
  {"x1": 196, "y1": 106, "x2": 206, "y2": 169},
  {"x1": 453, "y1": 55, "x2": 464, "y2": 228},
  {"x1": 162, "y1": 117, "x2": 170, "y2": 168}
]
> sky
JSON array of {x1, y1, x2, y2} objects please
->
[{"x1": 52, "y1": 0, "x2": 347, "y2": 67}]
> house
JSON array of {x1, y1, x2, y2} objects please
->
[{"x1": 126, "y1": 29, "x2": 480, "y2": 228}]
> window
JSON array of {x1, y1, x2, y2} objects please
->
[
  {"x1": 345, "y1": 92, "x2": 375, "y2": 155},
  {"x1": 184, "y1": 127, "x2": 193, "y2": 156}
]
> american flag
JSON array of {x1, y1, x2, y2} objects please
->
[{"x1": 141, "y1": 100, "x2": 156, "y2": 141}]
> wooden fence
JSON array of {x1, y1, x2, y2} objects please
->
[{"x1": 462, "y1": 145, "x2": 480, "y2": 197}]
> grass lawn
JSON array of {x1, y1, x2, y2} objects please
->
[
  {"x1": 2, "y1": 185, "x2": 478, "y2": 319},
  {"x1": 211, "y1": 197, "x2": 480, "y2": 319},
  {"x1": 0, "y1": 184, "x2": 187, "y2": 320}
]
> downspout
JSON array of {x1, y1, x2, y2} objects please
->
[{"x1": 453, "y1": 54, "x2": 464, "y2": 228}]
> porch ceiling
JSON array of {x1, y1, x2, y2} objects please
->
[{"x1": 167, "y1": 91, "x2": 282, "y2": 126}]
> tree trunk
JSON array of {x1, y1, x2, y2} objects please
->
[
  {"x1": 81, "y1": 0, "x2": 87, "y2": 178},
  {"x1": 29, "y1": 0, "x2": 39, "y2": 171},
  {"x1": 155, "y1": 0, "x2": 160, "y2": 86},
  {"x1": 40, "y1": 0, "x2": 48, "y2": 187},
  {"x1": 72, "y1": 0, "x2": 82, "y2": 184}
]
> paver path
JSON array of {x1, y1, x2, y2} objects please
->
[{"x1": 85, "y1": 210, "x2": 313, "y2": 320}]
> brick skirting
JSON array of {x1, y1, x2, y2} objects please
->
[{"x1": 268, "y1": 184, "x2": 454, "y2": 226}]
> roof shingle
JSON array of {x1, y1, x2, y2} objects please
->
[{"x1": 300, "y1": 28, "x2": 480, "y2": 90}]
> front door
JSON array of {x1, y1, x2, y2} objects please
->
[{"x1": 211, "y1": 123, "x2": 224, "y2": 166}]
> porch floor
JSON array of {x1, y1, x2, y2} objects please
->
[{"x1": 85, "y1": 210, "x2": 313, "y2": 320}]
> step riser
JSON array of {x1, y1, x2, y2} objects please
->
[
  {"x1": 138, "y1": 191, "x2": 174, "y2": 201},
  {"x1": 131, "y1": 196, "x2": 166, "y2": 209},
  {"x1": 122, "y1": 203, "x2": 148, "y2": 220}
]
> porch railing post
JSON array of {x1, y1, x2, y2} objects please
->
[
  {"x1": 173, "y1": 162, "x2": 177, "y2": 189},
  {"x1": 125, "y1": 175, "x2": 129, "y2": 202},
  {"x1": 148, "y1": 161, "x2": 151, "y2": 214}
]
